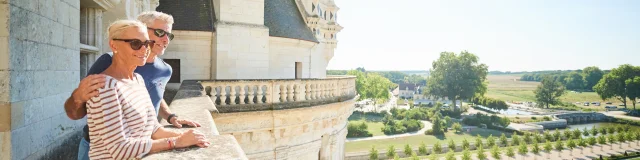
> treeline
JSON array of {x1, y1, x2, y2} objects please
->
[
  {"x1": 470, "y1": 96, "x2": 508, "y2": 110},
  {"x1": 329, "y1": 68, "x2": 427, "y2": 86},
  {"x1": 520, "y1": 66, "x2": 607, "y2": 91}
]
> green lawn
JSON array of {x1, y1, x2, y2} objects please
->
[
  {"x1": 345, "y1": 128, "x2": 513, "y2": 153},
  {"x1": 349, "y1": 112, "x2": 386, "y2": 136},
  {"x1": 350, "y1": 120, "x2": 385, "y2": 136}
]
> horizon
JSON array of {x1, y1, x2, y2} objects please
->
[{"x1": 327, "y1": 0, "x2": 640, "y2": 72}]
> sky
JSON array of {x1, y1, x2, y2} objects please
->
[{"x1": 327, "y1": 0, "x2": 640, "y2": 72}]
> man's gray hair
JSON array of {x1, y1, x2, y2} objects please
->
[{"x1": 137, "y1": 11, "x2": 174, "y2": 26}]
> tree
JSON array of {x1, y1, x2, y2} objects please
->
[
  {"x1": 563, "y1": 129, "x2": 573, "y2": 140},
  {"x1": 565, "y1": 71, "x2": 585, "y2": 90},
  {"x1": 618, "y1": 131, "x2": 627, "y2": 148},
  {"x1": 588, "y1": 137, "x2": 597, "y2": 152},
  {"x1": 591, "y1": 126, "x2": 599, "y2": 136},
  {"x1": 512, "y1": 135, "x2": 521, "y2": 146},
  {"x1": 583, "y1": 127, "x2": 590, "y2": 136},
  {"x1": 573, "y1": 128, "x2": 582, "y2": 139},
  {"x1": 517, "y1": 142, "x2": 528, "y2": 160},
  {"x1": 475, "y1": 135, "x2": 484, "y2": 148},
  {"x1": 487, "y1": 134, "x2": 496, "y2": 147},
  {"x1": 445, "y1": 150, "x2": 455, "y2": 160},
  {"x1": 554, "y1": 140, "x2": 564, "y2": 152},
  {"x1": 544, "y1": 140, "x2": 553, "y2": 159},
  {"x1": 506, "y1": 146, "x2": 516, "y2": 160},
  {"x1": 462, "y1": 149, "x2": 472, "y2": 160},
  {"x1": 534, "y1": 75, "x2": 566, "y2": 108},
  {"x1": 543, "y1": 131, "x2": 553, "y2": 142},
  {"x1": 419, "y1": 142, "x2": 428, "y2": 155},
  {"x1": 425, "y1": 51, "x2": 488, "y2": 110},
  {"x1": 477, "y1": 146, "x2": 487, "y2": 160},
  {"x1": 348, "y1": 70, "x2": 367, "y2": 100},
  {"x1": 626, "y1": 77, "x2": 640, "y2": 110},
  {"x1": 598, "y1": 135, "x2": 607, "y2": 151},
  {"x1": 553, "y1": 129, "x2": 561, "y2": 141},
  {"x1": 523, "y1": 132, "x2": 532, "y2": 144},
  {"x1": 366, "y1": 73, "x2": 393, "y2": 110},
  {"x1": 444, "y1": 116, "x2": 452, "y2": 128},
  {"x1": 404, "y1": 144, "x2": 413, "y2": 157},
  {"x1": 431, "y1": 113, "x2": 445, "y2": 135},
  {"x1": 448, "y1": 139, "x2": 456, "y2": 152},
  {"x1": 433, "y1": 141, "x2": 442, "y2": 154},
  {"x1": 608, "y1": 134, "x2": 616, "y2": 148},
  {"x1": 534, "y1": 134, "x2": 543, "y2": 144},
  {"x1": 462, "y1": 138, "x2": 470, "y2": 150},
  {"x1": 531, "y1": 141, "x2": 541, "y2": 158},
  {"x1": 490, "y1": 145, "x2": 501, "y2": 160},
  {"x1": 387, "y1": 145, "x2": 396, "y2": 158},
  {"x1": 567, "y1": 139, "x2": 576, "y2": 156},
  {"x1": 369, "y1": 146, "x2": 379, "y2": 160},
  {"x1": 600, "y1": 127, "x2": 608, "y2": 135},
  {"x1": 583, "y1": 66, "x2": 604, "y2": 91},
  {"x1": 410, "y1": 153, "x2": 420, "y2": 160},
  {"x1": 593, "y1": 64, "x2": 640, "y2": 109},
  {"x1": 428, "y1": 153, "x2": 438, "y2": 160},
  {"x1": 500, "y1": 133, "x2": 508, "y2": 147},
  {"x1": 578, "y1": 137, "x2": 587, "y2": 154},
  {"x1": 452, "y1": 122, "x2": 463, "y2": 132}
]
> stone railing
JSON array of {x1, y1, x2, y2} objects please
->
[
  {"x1": 143, "y1": 81, "x2": 247, "y2": 160},
  {"x1": 201, "y1": 76, "x2": 357, "y2": 112}
]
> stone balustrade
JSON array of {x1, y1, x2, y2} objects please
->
[
  {"x1": 201, "y1": 76, "x2": 357, "y2": 112},
  {"x1": 143, "y1": 80, "x2": 247, "y2": 160}
]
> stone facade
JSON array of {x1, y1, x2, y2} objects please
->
[
  {"x1": 1, "y1": 0, "x2": 160, "y2": 159},
  {"x1": 159, "y1": 0, "x2": 342, "y2": 81},
  {"x1": 1, "y1": 0, "x2": 347, "y2": 159}
]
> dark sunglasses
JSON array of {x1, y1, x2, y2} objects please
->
[
  {"x1": 112, "y1": 39, "x2": 155, "y2": 50},
  {"x1": 148, "y1": 27, "x2": 174, "y2": 40}
]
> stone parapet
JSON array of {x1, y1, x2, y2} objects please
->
[
  {"x1": 144, "y1": 80, "x2": 247, "y2": 160},
  {"x1": 200, "y1": 75, "x2": 356, "y2": 113}
]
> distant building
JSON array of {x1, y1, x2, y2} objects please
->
[{"x1": 398, "y1": 83, "x2": 418, "y2": 99}]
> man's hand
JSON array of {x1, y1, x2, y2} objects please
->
[
  {"x1": 72, "y1": 74, "x2": 106, "y2": 105},
  {"x1": 170, "y1": 117, "x2": 202, "y2": 128}
]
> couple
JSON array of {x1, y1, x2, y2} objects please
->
[{"x1": 63, "y1": 12, "x2": 209, "y2": 160}]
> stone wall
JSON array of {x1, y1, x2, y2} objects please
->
[
  {"x1": 161, "y1": 30, "x2": 214, "y2": 81},
  {"x1": 268, "y1": 37, "x2": 316, "y2": 79},
  {"x1": 212, "y1": 95, "x2": 356, "y2": 159},
  {"x1": 4, "y1": 0, "x2": 85, "y2": 159}
]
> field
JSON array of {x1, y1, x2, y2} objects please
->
[
  {"x1": 345, "y1": 128, "x2": 513, "y2": 153},
  {"x1": 348, "y1": 113, "x2": 386, "y2": 136},
  {"x1": 485, "y1": 74, "x2": 625, "y2": 111}
]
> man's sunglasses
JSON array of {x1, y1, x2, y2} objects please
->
[
  {"x1": 148, "y1": 27, "x2": 174, "y2": 40},
  {"x1": 112, "y1": 39, "x2": 156, "y2": 50}
]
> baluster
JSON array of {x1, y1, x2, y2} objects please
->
[
  {"x1": 287, "y1": 84, "x2": 294, "y2": 102},
  {"x1": 247, "y1": 85, "x2": 254, "y2": 104},
  {"x1": 266, "y1": 84, "x2": 272, "y2": 103},
  {"x1": 292, "y1": 84, "x2": 298, "y2": 101},
  {"x1": 305, "y1": 83, "x2": 311, "y2": 100},
  {"x1": 221, "y1": 86, "x2": 229, "y2": 105},
  {"x1": 320, "y1": 83, "x2": 326, "y2": 99},
  {"x1": 280, "y1": 85, "x2": 286, "y2": 102},
  {"x1": 314, "y1": 82, "x2": 320, "y2": 99},
  {"x1": 259, "y1": 85, "x2": 266, "y2": 104},
  {"x1": 255, "y1": 85, "x2": 261, "y2": 104},
  {"x1": 229, "y1": 85, "x2": 236, "y2": 105},
  {"x1": 237, "y1": 85, "x2": 245, "y2": 104},
  {"x1": 212, "y1": 86, "x2": 220, "y2": 105}
]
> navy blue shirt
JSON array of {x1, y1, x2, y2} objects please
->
[{"x1": 87, "y1": 52, "x2": 172, "y2": 114}]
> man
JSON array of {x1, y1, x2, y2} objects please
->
[{"x1": 64, "y1": 11, "x2": 201, "y2": 160}]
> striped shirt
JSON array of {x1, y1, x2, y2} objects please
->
[{"x1": 87, "y1": 74, "x2": 161, "y2": 160}]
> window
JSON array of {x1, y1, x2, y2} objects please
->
[
  {"x1": 295, "y1": 62, "x2": 302, "y2": 79},
  {"x1": 164, "y1": 59, "x2": 181, "y2": 83}
]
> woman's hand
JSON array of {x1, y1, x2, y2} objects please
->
[{"x1": 175, "y1": 129, "x2": 210, "y2": 148}]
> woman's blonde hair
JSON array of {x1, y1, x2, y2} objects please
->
[{"x1": 107, "y1": 20, "x2": 147, "y2": 39}]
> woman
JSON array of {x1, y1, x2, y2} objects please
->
[{"x1": 86, "y1": 20, "x2": 209, "y2": 160}]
